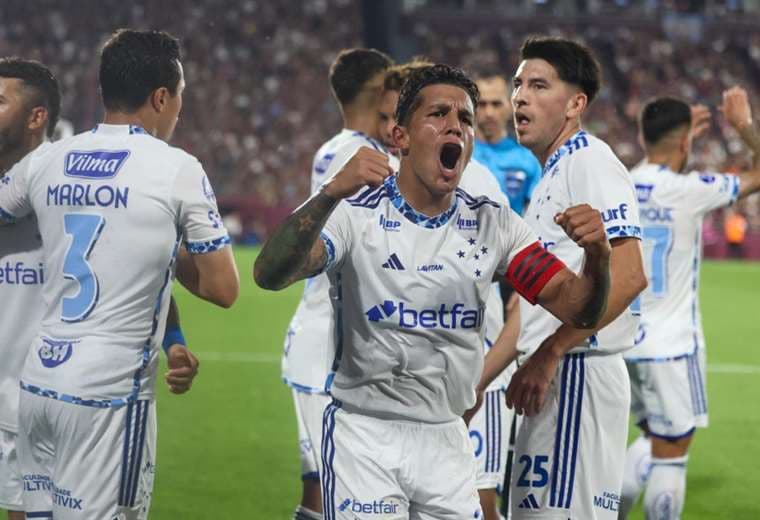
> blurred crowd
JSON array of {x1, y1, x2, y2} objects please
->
[{"x1": 2, "y1": 0, "x2": 759, "y2": 244}]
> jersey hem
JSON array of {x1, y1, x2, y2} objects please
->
[
  {"x1": 624, "y1": 346, "x2": 697, "y2": 363},
  {"x1": 282, "y1": 377, "x2": 328, "y2": 395},
  {"x1": 20, "y1": 381, "x2": 154, "y2": 409}
]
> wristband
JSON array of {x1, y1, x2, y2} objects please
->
[{"x1": 162, "y1": 326, "x2": 186, "y2": 353}]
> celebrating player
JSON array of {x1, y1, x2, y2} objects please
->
[
  {"x1": 0, "y1": 57, "x2": 60, "y2": 520},
  {"x1": 282, "y1": 47, "x2": 393, "y2": 520},
  {"x1": 619, "y1": 89, "x2": 760, "y2": 519},
  {"x1": 475, "y1": 37, "x2": 648, "y2": 519},
  {"x1": 256, "y1": 63, "x2": 612, "y2": 519},
  {"x1": 0, "y1": 30, "x2": 239, "y2": 519}
]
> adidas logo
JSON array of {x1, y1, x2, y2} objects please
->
[
  {"x1": 518, "y1": 493, "x2": 540, "y2": 509},
  {"x1": 382, "y1": 253, "x2": 405, "y2": 270}
]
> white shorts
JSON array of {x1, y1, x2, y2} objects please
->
[
  {"x1": 18, "y1": 391, "x2": 156, "y2": 520},
  {"x1": 468, "y1": 389, "x2": 513, "y2": 490},
  {"x1": 293, "y1": 389, "x2": 331, "y2": 480},
  {"x1": 0, "y1": 428, "x2": 23, "y2": 511},
  {"x1": 321, "y1": 401, "x2": 483, "y2": 519},
  {"x1": 511, "y1": 353, "x2": 630, "y2": 520},
  {"x1": 627, "y1": 349, "x2": 708, "y2": 440}
]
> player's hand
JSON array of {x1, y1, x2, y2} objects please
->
[
  {"x1": 463, "y1": 389, "x2": 484, "y2": 426},
  {"x1": 690, "y1": 104, "x2": 712, "y2": 139},
  {"x1": 554, "y1": 204, "x2": 610, "y2": 258},
  {"x1": 505, "y1": 339, "x2": 561, "y2": 416},
  {"x1": 321, "y1": 147, "x2": 393, "y2": 199},
  {"x1": 719, "y1": 86, "x2": 752, "y2": 130},
  {"x1": 165, "y1": 344, "x2": 200, "y2": 394}
]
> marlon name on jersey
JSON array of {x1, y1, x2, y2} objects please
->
[
  {"x1": 365, "y1": 300, "x2": 485, "y2": 329},
  {"x1": 46, "y1": 149, "x2": 131, "y2": 209}
]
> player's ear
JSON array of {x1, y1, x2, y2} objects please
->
[
  {"x1": 150, "y1": 87, "x2": 169, "y2": 113},
  {"x1": 392, "y1": 123, "x2": 410, "y2": 156},
  {"x1": 566, "y1": 91, "x2": 587, "y2": 119},
  {"x1": 27, "y1": 106, "x2": 48, "y2": 134}
]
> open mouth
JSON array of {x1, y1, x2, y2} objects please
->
[
  {"x1": 515, "y1": 112, "x2": 531, "y2": 128},
  {"x1": 440, "y1": 142, "x2": 463, "y2": 170}
]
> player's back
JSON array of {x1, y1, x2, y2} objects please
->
[
  {"x1": 627, "y1": 162, "x2": 739, "y2": 360},
  {"x1": 14, "y1": 124, "x2": 208, "y2": 403}
]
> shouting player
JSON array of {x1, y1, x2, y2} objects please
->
[
  {"x1": 619, "y1": 89, "x2": 760, "y2": 519},
  {"x1": 475, "y1": 37, "x2": 647, "y2": 519},
  {"x1": 0, "y1": 30, "x2": 239, "y2": 519},
  {"x1": 256, "y1": 63, "x2": 613, "y2": 519},
  {"x1": 282, "y1": 47, "x2": 394, "y2": 520}
]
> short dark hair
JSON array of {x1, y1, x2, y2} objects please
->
[
  {"x1": 383, "y1": 58, "x2": 433, "y2": 93},
  {"x1": 0, "y1": 57, "x2": 61, "y2": 138},
  {"x1": 99, "y1": 29, "x2": 182, "y2": 112},
  {"x1": 395, "y1": 64, "x2": 479, "y2": 126},
  {"x1": 329, "y1": 48, "x2": 393, "y2": 106},
  {"x1": 640, "y1": 96, "x2": 692, "y2": 146},
  {"x1": 520, "y1": 36, "x2": 601, "y2": 104}
]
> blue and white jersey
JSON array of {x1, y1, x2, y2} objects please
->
[
  {"x1": 519, "y1": 131, "x2": 642, "y2": 359},
  {"x1": 283, "y1": 129, "x2": 398, "y2": 393},
  {"x1": 625, "y1": 162, "x2": 739, "y2": 361},
  {"x1": 459, "y1": 159, "x2": 514, "y2": 392},
  {"x1": 0, "y1": 212, "x2": 45, "y2": 431},
  {"x1": 0, "y1": 124, "x2": 230, "y2": 406},
  {"x1": 320, "y1": 173, "x2": 539, "y2": 423}
]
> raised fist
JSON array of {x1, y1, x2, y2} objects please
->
[
  {"x1": 554, "y1": 204, "x2": 611, "y2": 258},
  {"x1": 720, "y1": 86, "x2": 752, "y2": 130},
  {"x1": 322, "y1": 147, "x2": 393, "y2": 199}
]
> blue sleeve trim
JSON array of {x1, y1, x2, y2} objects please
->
[
  {"x1": 606, "y1": 225, "x2": 642, "y2": 240},
  {"x1": 186, "y1": 235, "x2": 231, "y2": 254},
  {"x1": 0, "y1": 205, "x2": 16, "y2": 223},
  {"x1": 320, "y1": 232, "x2": 336, "y2": 272},
  {"x1": 301, "y1": 471, "x2": 320, "y2": 481},
  {"x1": 729, "y1": 175, "x2": 740, "y2": 204},
  {"x1": 162, "y1": 326, "x2": 186, "y2": 353}
]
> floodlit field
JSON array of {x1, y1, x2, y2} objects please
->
[{"x1": 6, "y1": 249, "x2": 758, "y2": 518}]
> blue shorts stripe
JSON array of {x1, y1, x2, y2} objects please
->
[
  {"x1": 321, "y1": 401, "x2": 339, "y2": 520},
  {"x1": 693, "y1": 355, "x2": 707, "y2": 414},
  {"x1": 130, "y1": 401, "x2": 150, "y2": 506},
  {"x1": 549, "y1": 355, "x2": 571, "y2": 507},
  {"x1": 485, "y1": 392, "x2": 493, "y2": 473},
  {"x1": 119, "y1": 401, "x2": 134, "y2": 506},
  {"x1": 495, "y1": 390, "x2": 502, "y2": 472},
  {"x1": 564, "y1": 354, "x2": 585, "y2": 508},
  {"x1": 124, "y1": 400, "x2": 142, "y2": 506},
  {"x1": 557, "y1": 354, "x2": 579, "y2": 508}
]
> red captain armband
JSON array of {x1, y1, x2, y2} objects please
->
[{"x1": 506, "y1": 242, "x2": 566, "y2": 305}]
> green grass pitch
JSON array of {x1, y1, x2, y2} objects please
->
[{"x1": 5, "y1": 249, "x2": 758, "y2": 518}]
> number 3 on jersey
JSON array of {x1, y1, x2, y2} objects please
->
[{"x1": 62, "y1": 213, "x2": 105, "y2": 322}]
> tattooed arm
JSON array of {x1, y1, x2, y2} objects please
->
[{"x1": 254, "y1": 147, "x2": 392, "y2": 291}]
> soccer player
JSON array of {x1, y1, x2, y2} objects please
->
[
  {"x1": 0, "y1": 30, "x2": 239, "y2": 519},
  {"x1": 0, "y1": 56, "x2": 59, "y2": 520},
  {"x1": 256, "y1": 63, "x2": 613, "y2": 519},
  {"x1": 619, "y1": 89, "x2": 760, "y2": 519},
  {"x1": 473, "y1": 73, "x2": 542, "y2": 217},
  {"x1": 475, "y1": 37, "x2": 648, "y2": 519},
  {"x1": 282, "y1": 47, "x2": 393, "y2": 520}
]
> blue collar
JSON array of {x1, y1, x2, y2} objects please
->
[
  {"x1": 91, "y1": 124, "x2": 148, "y2": 135},
  {"x1": 384, "y1": 174, "x2": 459, "y2": 229},
  {"x1": 542, "y1": 130, "x2": 587, "y2": 177}
]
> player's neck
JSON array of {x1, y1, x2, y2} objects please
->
[
  {"x1": 396, "y1": 163, "x2": 454, "y2": 217},
  {"x1": 646, "y1": 151, "x2": 684, "y2": 173},
  {"x1": 343, "y1": 108, "x2": 378, "y2": 137},
  {"x1": 537, "y1": 121, "x2": 582, "y2": 166},
  {"x1": 103, "y1": 111, "x2": 156, "y2": 135},
  {"x1": 0, "y1": 134, "x2": 43, "y2": 175}
]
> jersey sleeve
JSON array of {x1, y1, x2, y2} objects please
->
[
  {"x1": 568, "y1": 148, "x2": 642, "y2": 242},
  {"x1": 683, "y1": 171, "x2": 740, "y2": 214},
  {"x1": 0, "y1": 151, "x2": 35, "y2": 222},
  {"x1": 170, "y1": 158, "x2": 231, "y2": 254},
  {"x1": 319, "y1": 199, "x2": 353, "y2": 273}
]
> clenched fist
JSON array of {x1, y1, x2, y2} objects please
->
[
  {"x1": 554, "y1": 204, "x2": 611, "y2": 258},
  {"x1": 322, "y1": 147, "x2": 393, "y2": 200}
]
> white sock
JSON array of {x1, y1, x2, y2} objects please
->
[
  {"x1": 619, "y1": 435, "x2": 652, "y2": 518},
  {"x1": 643, "y1": 455, "x2": 688, "y2": 520},
  {"x1": 294, "y1": 505, "x2": 323, "y2": 520}
]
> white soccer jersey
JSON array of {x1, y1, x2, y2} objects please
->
[
  {"x1": 625, "y1": 163, "x2": 739, "y2": 360},
  {"x1": 519, "y1": 131, "x2": 642, "y2": 359},
  {"x1": 319, "y1": 172, "x2": 558, "y2": 423},
  {"x1": 283, "y1": 129, "x2": 398, "y2": 393},
  {"x1": 459, "y1": 159, "x2": 513, "y2": 392},
  {"x1": 0, "y1": 213, "x2": 45, "y2": 431},
  {"x1": 0, "y1": 124, "x2": 230, "y2": 406}
]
